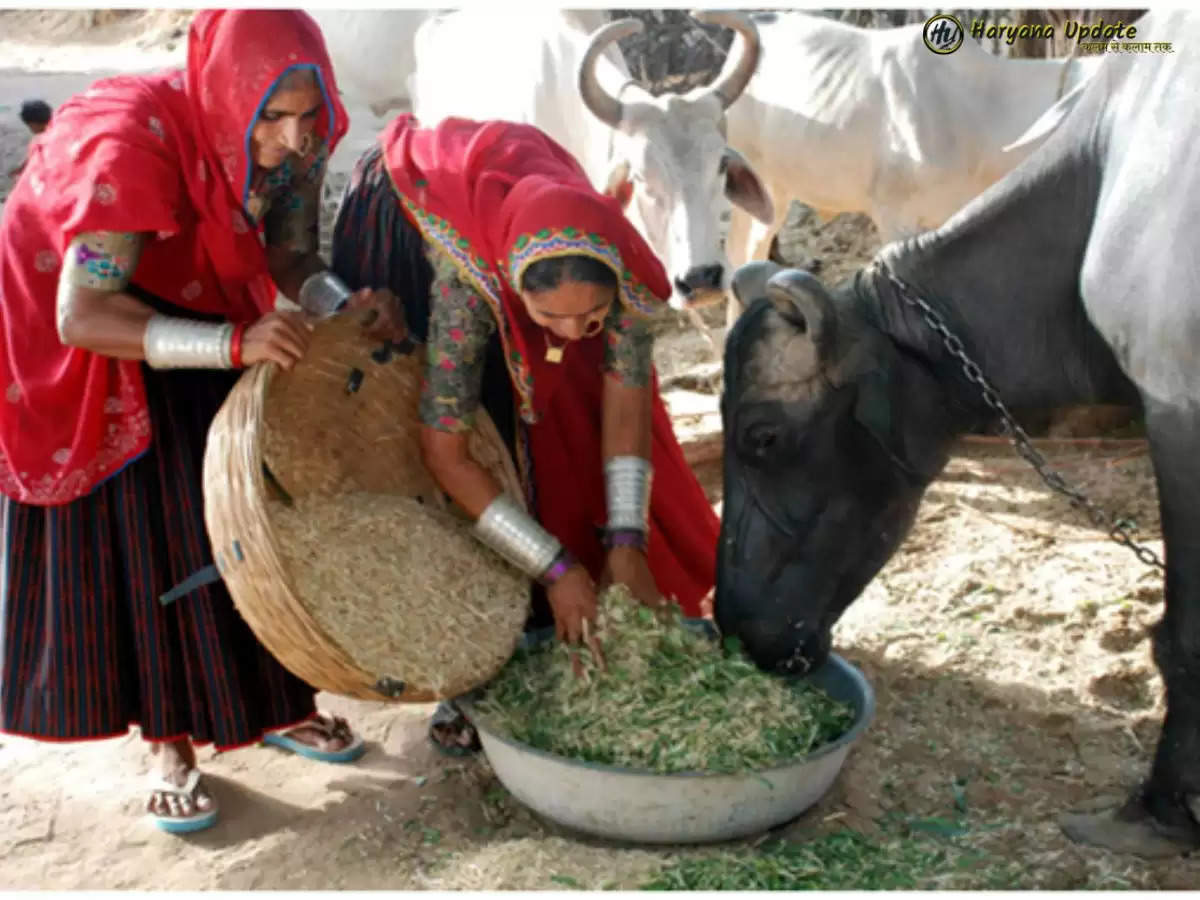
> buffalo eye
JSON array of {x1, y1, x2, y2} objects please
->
[
  {"x1": 742, "y1": 422, "x2": 781, "y2": 460},
  {"x1": 718, "y1": 156, "x2": 729, "y2": 176}
]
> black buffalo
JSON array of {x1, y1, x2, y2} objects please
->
[{"x1": 717, "y1": 10, "x2": 1199, "y2": 858}]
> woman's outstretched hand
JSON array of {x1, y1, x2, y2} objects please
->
[
  {"x1": 547, "y1": 564, "x2": 606, "y2": 675},
  {"x1": 601, "y1": 546, "x2": 668, "y2": 611},
  {"x1": 242, "y1": 309, "x2": 314, "y2": 370}
]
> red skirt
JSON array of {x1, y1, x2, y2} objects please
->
[{"x1": 526, "y1": 352, "x2": 718, "y2": 617}]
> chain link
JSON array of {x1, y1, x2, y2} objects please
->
[{"x1": 881, "y1": 268, "x2": 1165, "y2": 571}]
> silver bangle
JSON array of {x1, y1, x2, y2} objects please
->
[
  {"x1": 297, "y1": 270, "x2": 352, "y2": 319},
  {"x1": 605, "y1": 455, "x2": 652, "y2": 532},
  {"x1": 142, "y1": 315, "x2": 234, "y2": 369},
  {"x1": 473, "y1": 494, "x2": 562, "y2": 580}
]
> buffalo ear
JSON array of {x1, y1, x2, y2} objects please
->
[
  {"x1": 730, "y1": 260, "x2": 784, "y2": 308},
  {"x1": 765, "y1": 269, "x2": 836, "y2": 351}
]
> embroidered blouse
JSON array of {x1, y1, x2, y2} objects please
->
[{"x1": 420, "y1": 241, "x2": 654, "y2": 434}]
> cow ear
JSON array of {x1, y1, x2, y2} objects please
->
[
  {"x1": 604, "y1": 160, "x2": 634, "y2": 210},
  {"x1": 765, "y1": 269, "x2": 836, "y2": 352},
  {"x1": 722, "y1": 147, "x2": 774, "y2": 226}
]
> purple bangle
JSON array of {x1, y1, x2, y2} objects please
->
[
  {"x1": 602, "y1": 528, "x2": 648, "y2": 552},
  {"x1": 538, "y1": 549, "x2": 577, "y2": 587}
]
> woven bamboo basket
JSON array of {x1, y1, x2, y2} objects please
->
[{"x1": 202, "y1": 312, "x2": 531, "y2": 703}]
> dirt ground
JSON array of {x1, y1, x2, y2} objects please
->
[{"x1": 1, "y1": 9, "x2": 1196, "y2": 891}]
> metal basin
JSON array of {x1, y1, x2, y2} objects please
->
[{"x1": 457, "y1": 623, "x2": 875, "y2": 845}]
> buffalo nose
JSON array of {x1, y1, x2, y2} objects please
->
[
  {"x1": 674, "y1": 264, "x2": 724, "y2": 297},
  {"x1": 728, "y1": 616, "x2": 832, "y2": 676}
]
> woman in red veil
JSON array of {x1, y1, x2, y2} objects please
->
[
  {"x1": 332, "y1": 115, "x2": 720, "y2": 752},
  {"x1": 0, "y1": 10, "x2": 390, "y2": 832}
]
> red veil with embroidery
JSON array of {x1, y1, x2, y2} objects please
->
[{"x1": 0, "y1": 10, "x2": 348, "y2": 505}]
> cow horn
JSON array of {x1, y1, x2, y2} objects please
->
[
  {"x1": 580, "y1": 18, "x2": 643, "y2": 128},
  {"x1": 731, "y1": 261, "x2": 784, "y2": 309},
  {"x1": 691, "y1": 10, "x2": 761, "y2": 109}
]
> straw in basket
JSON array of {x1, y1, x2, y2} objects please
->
[{"x1": 202, "y1": 312, "x2": 531, "y2": 703}]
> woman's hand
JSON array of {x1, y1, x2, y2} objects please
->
[
  {"x1": 547, "y1": 564, "x2": 606, "y2": 671},
  {"x1": 601, "y1": 546, "x2": 669, "y2": 611},
  {"x1": 241, "y1": 309, "x2": 314, "y2": 370},
  {"x1": 347, "y1": 287, "x2": 408, "y2": 344}
]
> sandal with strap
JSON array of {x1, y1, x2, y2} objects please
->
[
  {"x1": 428, "y1": 700, "x2": 481, "y2": 757},
  {"x1": 147, "y1": 767, "x2": 219, "y2": 834},
  {"x1": 262, "y1": 713, "x2": 366, "y2": 764}
]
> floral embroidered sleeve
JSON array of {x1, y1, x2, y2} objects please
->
[
  {"x1": 602, "y1": 302, "x2": 655, "y2": 387},
  {"x1": 419, "y1": 243, "x2": 498, "y2": 433},
  {"x1": 260, "y1": 140, "x2": 329, "y2": 252}
]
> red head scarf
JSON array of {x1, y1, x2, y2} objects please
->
[
  {"x1": 0, "y1": 10, "x2": 348, "y2": 505},
  {"x1": 381, "y1": 115, "x2": 671, "y2": 423}
]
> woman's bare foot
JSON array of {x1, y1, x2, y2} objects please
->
[{"x1": 146, "y1": 737, "x2": 216, "y2": 822}]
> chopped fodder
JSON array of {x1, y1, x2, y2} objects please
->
[
  {"x1": 270, "y1": 491, "x2": 530, "y2": 700},
  {"x1": 640, "y1": 830, "x2": 1019, "y2": 891},
  {"x1": 473, "y1": 587, "x2": 856, "y2": 773}
]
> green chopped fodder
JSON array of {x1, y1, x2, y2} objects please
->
[
  {"x1": 471, "y1": 587, "x2": 856, "y2": 774},
  {"x1": 641, "y1": 832, "x2": 969, "y2": 890}
]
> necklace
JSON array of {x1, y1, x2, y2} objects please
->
[{"x1": 543, "y1": 331, "x2": 565, "y2": 363}]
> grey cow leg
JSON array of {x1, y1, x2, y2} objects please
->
[{"x1": 1061, "y1": 399, "x2": 1200, "y2": 857}]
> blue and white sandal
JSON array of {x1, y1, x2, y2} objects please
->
[
  {"x1": 148, "y1": 768, "x2": 219, "y2": 834},
  {"x1": 262, "y1": 714, "x2": 366, "y2": 764}
]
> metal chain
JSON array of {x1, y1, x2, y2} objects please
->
[{"x1": 881, "y1": 268, "x2": 1165, "y2": 571}]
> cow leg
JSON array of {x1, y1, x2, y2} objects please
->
[
  {"x1": 687, "y1": 307, "x2": 721, "y2": 359},
  {"x1": 721, "y1": 207, "x2": 753, "y2": 345},
  {"x1": 1060, "y1": 399, "x2": 1200, "y2": 857}
]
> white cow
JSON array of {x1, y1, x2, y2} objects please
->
[
  {"x1": 412, "y1": 9, "x2": 775, "y2": 312},
  {"x1": 307, "y1": 8, "x2": 438, "y2": 118},
  {"x1": 720, "y1": 11, "x2": 1106, "y2": 328},
  {"x1": 410, "y1": 9, "x2": 620, "y2": 192}
]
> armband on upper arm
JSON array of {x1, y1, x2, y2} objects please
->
[
  {"x1": 56, "y1": 231, "x2": 146, "y2": 339},
  {"x1": 61, "y1": 231, "x2": 145, "y2": 292}
]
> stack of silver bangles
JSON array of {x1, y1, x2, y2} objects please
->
[
  {"x1": 142, "y1": 270, "x2": 354, "y2": 370},
  {"x1": 604, "y1": 455, "x2": 652, "y2": 550},
  {"x1": 473, "y1": 494, "x2": 575, "y2": 586},
  {"x1": 143, "y1": 316, "x2": 236, "y2": 369}
]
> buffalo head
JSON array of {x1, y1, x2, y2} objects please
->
[{"x1": 716, "y1": 262, "x2": 958, "y2": 674}]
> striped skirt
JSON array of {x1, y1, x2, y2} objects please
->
[{"x1": 0, "y1": 364, "x2": 317, "y2": 749}]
